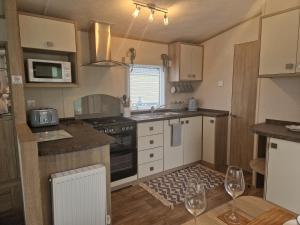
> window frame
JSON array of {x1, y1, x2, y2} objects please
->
[{"x1": 128, "y1": 64, "x2": 165, "y2": 112}]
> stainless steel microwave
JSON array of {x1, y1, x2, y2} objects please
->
[{"x1": 27, "y1": 59, "x2": 72, "y2": 83}]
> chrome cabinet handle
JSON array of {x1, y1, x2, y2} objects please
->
[
  {"x1": 149, "y1": 153, "x2": 154, "y2": 158},
  {"x1": 285, "y1": 63, "x2": 294, "y2": 70},
  {"x1": 149, "y1": 126, "x2": 154, "y2": 131},
  {"x1": 210, "y1": 119, "x2": 214, "y2": 123},
  {"x1": 149, "y1": 140, "x2": 154, "y2": 145},
  {"x1": 185, "y1": 120, "x2": 189, "y2": 124},
  {"x1": 149, "y1": 166, "x2": 154, "y2": 171}
]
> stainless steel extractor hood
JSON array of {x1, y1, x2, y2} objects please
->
[{"x1": 86, "y1": 22, "x2": 128, "y2": 67}]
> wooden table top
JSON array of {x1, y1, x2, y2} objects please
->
[{"x1": 183, "y1": 196, "x2": 296, "y2": 225}]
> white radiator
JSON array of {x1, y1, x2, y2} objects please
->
[{"x1": 51, "y1": 164, "x2": 107, "y2": 225}]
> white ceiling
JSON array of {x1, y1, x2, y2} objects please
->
[{"x1": 16, "y1": 0, "x2": 264, "y2": 43}]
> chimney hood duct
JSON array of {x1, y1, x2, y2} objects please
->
[{"x1": 87, "y1": 22, "x2": 128, "y2": 67}]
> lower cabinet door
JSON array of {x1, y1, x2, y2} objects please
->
[
  {"x1": 163, "y1": 119, "x2": 184, "y2": 170},
  {"x1": 202, "y1": 116, "x2": 215, "y2": 164},
  {"x1": 183, "y1": 116, "x2": 203, "y2": 165},
  {"x1": 138, "y1": 160, "x2": 163, "y2": 178},
  {"x1": 266, "y1": 138, "x2": 300, "y2": 214}
]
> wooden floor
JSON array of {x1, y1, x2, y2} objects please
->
[{"x1": 111, "y1": 172, "x2": 263, "y2": 225}]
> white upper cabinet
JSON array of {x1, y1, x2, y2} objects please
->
[
  {"x1": 169, "y1": 43, "x2": 203, "y2": 81},
  {"x1": 259, "y1": 9, "x2": 300, "y2": 76},
  {"x1": 19, "y1": 14, "x2": 77, "y2": 52}
]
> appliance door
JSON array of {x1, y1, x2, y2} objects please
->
[
  {"x1": 28, "y1": 59, "x2": 71, "y2": 83},
  {"x1": 110, "y1": 132, "x2": 137, "y2": 182}
]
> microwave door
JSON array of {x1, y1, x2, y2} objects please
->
[{"x1": 33, "y1": 62, "x2": 63, "y2": 82}]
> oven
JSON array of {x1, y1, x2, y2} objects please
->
[{"x1": 101, "y1": 124, "x2": 137, "y2": 182}]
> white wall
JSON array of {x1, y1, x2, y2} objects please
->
[
  {"x1": 24, "y1": 31, "x2": 192, "y2": 118},
  {"x1": 195, "y1": 17, "x2": 260, "y2": 111}
]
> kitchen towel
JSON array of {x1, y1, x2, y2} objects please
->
[{"x1": 171, "y1": 123, "x2": 181, "y2": 147}]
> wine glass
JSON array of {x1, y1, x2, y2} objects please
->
[
  {"x1": 224, "y1": 166, "x2": 245, "y2": 224},
  {"x1": 185, "y1": 178, "x2": 207, "y2": 225}
]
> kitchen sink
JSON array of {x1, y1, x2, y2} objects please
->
[{"x1": 131, "y1": 111, "x2": 181, "y2": 120}]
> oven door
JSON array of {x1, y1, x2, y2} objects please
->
[{"x1": 110, "y1": 132, "x2": 137, "y2": 182}]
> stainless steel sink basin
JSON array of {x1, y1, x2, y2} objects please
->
[
  {"x1": 152, "y1": 112, "x2": 181, "y2": 116},
  {"x1": 132, "y1": 111, "x2": 181, "y2": 120}
]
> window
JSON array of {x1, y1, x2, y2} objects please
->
[{"x1": 129, "y1": 65, "x2": 165, "y2": 110}]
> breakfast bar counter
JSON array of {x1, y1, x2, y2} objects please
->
[
  {"x1": 252, "y1": 119, "x2": 300, "y2": 143},
  {"x1": 31, "y1": 119, "x2": 115, "y2": 156}
]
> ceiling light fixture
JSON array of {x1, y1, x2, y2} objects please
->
[
  {"x1": 148, "y1": 9, "x2": 154, "y2": 22},
  {"x1": 132, "y1": 1, "x2": 169, "y2": 25},
  {"x1": 132, "y1": 5, "x2": 141, "y2": 18},
  {"x1": 163, "y1": 13, "x2": 168, "y2": 26}
]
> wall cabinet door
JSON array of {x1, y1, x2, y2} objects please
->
[
  {"x1": 191, "y1": 46, "x2": 203, "y2": 80},
  {"x1": 19, "y1": 14, "x2": 76, "y2": 52},
  {"x1": 164, "y1": 119, "x2": 183, "y2": 170},
  {"x1": 202, "y1": 117, "x2": 215, "y2": 164},
  {"x1": 183, "y1": 116, "x2": 202, "y2": 165},
  {"x1": 169, "y1": 43, "x2": 203, "y2": 81},
  {"x1": 266, "y1": 138, "x2": 300, "y2": 214},
  {"x1": 259, "y1": 10, "x2": 300, "y2": 76}
]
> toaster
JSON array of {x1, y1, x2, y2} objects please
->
[{"x1": 28, "y1": 108, "x2": 59, "y2": 127}]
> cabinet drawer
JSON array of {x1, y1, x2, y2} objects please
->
[
  {"x1": 19, "y1": 14, "x2": 76, "y2": 52},
  {"x1": 138, "y1": 134, "x2": 163, "y2": 151},
  {"x1": 138, "y1": 121, "x2": 163, "y2": 137},
  {"x1": 138, "y1": 160, "x2": 163, "y2": 178},
  {"x1": 138, "y1": 147, "x2": 163, "y2": 165}
]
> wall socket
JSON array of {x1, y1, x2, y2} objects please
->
[
  {"x1": 217, "y1": 81, "x2": 224, "y2": 87},
  {"x1": 27, "y1": 99, "x2": 36, "y2": 109}
]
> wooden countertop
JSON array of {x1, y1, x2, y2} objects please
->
[
  {"x1": 31, "y1": 120, "x2": 114, "y2": 156},
  {"x1": 252, "y1": 119, "x2": 300, "y2": 143},
  {"x1": 182, "y1": 196, "x2": 295, "y2": 225}
]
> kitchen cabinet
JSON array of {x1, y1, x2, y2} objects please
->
[
  {"x1": 266, "y1": 138, "x2": 300, "y2": 214},
  {"x1": 19, "y1": 13, "x2": 77, "y2": 52},
  {"x1": 137, "y1": 121, "x2": 164, "y2": 178},
  {"x1": 0, "y1": 116, "x2": 23, "y2": 215},
  {"x1": 202, "y1": 116, "x2": 228, "y2": 169},
  {"x1": 169, "y1": 42, "x2": 203, "y2": 81},
  {"x1": 164, "y1": 119, "x2": 184, "y2": 170},
  {"x1": 259, "y1": 9, "x2": 300, "y2": 76},
  {"x1": 182, "y1": 116, "x2": 203, "y2": 165}
]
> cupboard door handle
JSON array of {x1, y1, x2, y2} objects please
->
[
  {"x1": 149, "y1": 153, "x2": 154, "y2": 158},
  {"x1": 192, "y1": 74, "x2": 196, "y2": 78},
  {"x1": 285, "y1": 63, "x2": 294, "y2": 70},
  {"x1": 149, "y1": 166, "x2": 154, "y2": 171},
  {"x1": 185, "y1": 120, "x2": 189, "y2": 124},
  {"x1": 149, "y1": 140, "x2": 154, "y2": 145},
  {"x1": 181, "y1": 121, "x2": 184, "y2": 125},
  {"x1": 231, "y1": 114, "x2": 237, "y2": 118},
  {"x1": 270, "y1": 143, "x2": 277, "y2": 149},
  {"x1": 210, "y1": 119, "x2": 214, "y2": 123},
  {"x1": 149, "y1": 126, "x2": 154, "y2": 131}
]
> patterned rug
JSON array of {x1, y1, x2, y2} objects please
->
[{"x1": 139, "y1": 163, "x2": 225, "y2": 209}]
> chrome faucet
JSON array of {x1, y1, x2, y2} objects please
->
[{"x1": 150, "y1": 105, "x2": 166, "y2": 113}]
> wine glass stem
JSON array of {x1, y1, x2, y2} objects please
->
[{"x1": 232, "y1": 197, "x2": 237, "y2": 217}]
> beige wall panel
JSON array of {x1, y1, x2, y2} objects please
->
[
  {"x1": 195, "y1": 17, "x2": 260, "y2": 111},
  {"x1": 257, "y1": 78, "x2": 300, "y2": 123}
]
